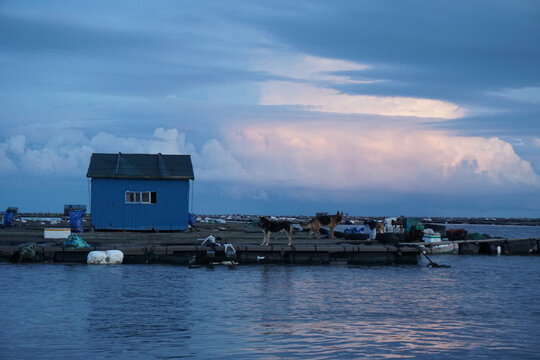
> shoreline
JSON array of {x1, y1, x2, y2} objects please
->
[{"x1": 4, "y1": 212, "x2": 540, "y2": 227}]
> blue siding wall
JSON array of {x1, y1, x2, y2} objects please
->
[{"x1": 91, "y1": 178, "x2": 190, "y2": 230}]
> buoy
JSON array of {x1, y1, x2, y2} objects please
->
[{"x1": 87, "y1": 250, "x2": 124, "y2": 265}]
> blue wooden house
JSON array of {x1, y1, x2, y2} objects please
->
[{"x1": 86, "y1": 153, "x2": 195, "y2": 231}]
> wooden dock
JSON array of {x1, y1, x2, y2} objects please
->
[
  {"x1": 403, "y1": 237, "x2": 540, "y2": 255},
  {"x1": 0, "y1": 222, "x2": 422, "y2": 265},
  {"x1": 1, "y1": 221, "x2": 538, "y2": 266},
  {"x1": 2, "y1": 243, "x2": 421, "y2": 266}
]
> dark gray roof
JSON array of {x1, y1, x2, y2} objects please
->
[{"x1": 86, "y1": 153, "x2": 194, "y2": 180}]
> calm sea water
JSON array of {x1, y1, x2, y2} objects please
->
[
  {"x1": 1, "y1": 226, "x2": 539, "y2": 359},
  {"x1": 443, "y1": 223, "x2": 540, "y2": 239}
]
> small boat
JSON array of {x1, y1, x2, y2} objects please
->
[
  {"x1": 421, "y1": 229, "x2": 458, "y2": 254},
  {"x1": 377, "y1": 217, "x2": 458, "y2": 254},
  {"x1": 421, "y1": 242, "x2": 459, "y2": 255}
]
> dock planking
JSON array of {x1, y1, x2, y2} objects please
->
[
  {"x1": 402, "y1": 237, "x2": 540, "y2": 255},
  {"x1": 2, "y1": 242, "x2": 421, "y2": 265},
  {"x1": 1, "y1": 221, "x2": 538, "y2": 265}
]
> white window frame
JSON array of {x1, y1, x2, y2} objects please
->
[{"x1": 125, "y1": 191, "x2": 157, "y2": 204}]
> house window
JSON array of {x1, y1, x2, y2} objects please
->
[
  {"x1": 126, "y1": 191, "x2": 157, "y2": 204},
  {"x1": 141, "y1": 192, "x2": 149, "y2": 203},
  {"x1": 126, "y1": 192, "x2": 135, "y2": 203}
]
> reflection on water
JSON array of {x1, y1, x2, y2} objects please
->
[{"x1": 1, "y1": 255, "x2": 539, "y2": 359}]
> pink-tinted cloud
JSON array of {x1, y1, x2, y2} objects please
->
[
  {"x1": 217, "y1": 121, "x2": 540, "y2": 193},
  {"x1": 251, "y1": 53, "x2": 465, "y2": 119},
  {"x1": 260, "y1": 82, "x2": 465, "y2": 119},
  {"x1": 1, "y1": 125, "x2": 537, "y2": 200}
]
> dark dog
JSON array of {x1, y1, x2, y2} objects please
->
[
  {"x1": 301, "y1": 211, "x2": 343, "y2": 239},
  {"x1": 259, "y1": 216, "x2": 294, "y2": 246}
]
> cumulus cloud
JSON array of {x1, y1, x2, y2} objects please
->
[
  {"x1": 0, "y1": 143, "x2": 17, "y2": 172},
  {"x1": 22, "y1": 146, "x2": 94, "y2": 174},
  {"x1": 1, "y1": 125, "x2": 538, "y2": 203},
  {"x1": 193, "y1": 139, "x2": 251, "y2": 181},
  {"x1": 216, "y1": 121, "x2": 540, "y2": 194},
  {"x1": 0, "y1": 128, "x2": 196, "y2": 177},
  {"x1": 88, "y1": 128, "x2": 197, "y2": 155},
  {"x1": 0, "y1": 133, "x2": 93, "y2": 175},
  {"x1": 6, "y1": 135, "x2": 26, "y2": 155},
  {"x1": 260, "y1": 81, "x2": 465, "y2": 119}
]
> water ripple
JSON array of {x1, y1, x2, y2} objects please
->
[{"x1": 1, "y1": 256, "x2": 539, "y2": 359}]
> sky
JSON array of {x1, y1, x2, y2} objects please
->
[{"x1": 1, "y1": 0, "x2": 539, "y2": 217}]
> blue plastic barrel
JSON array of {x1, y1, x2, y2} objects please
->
[
  {"x1": 69, "y1": 210, "x2": 83, "y2": 233},
  {"x1": 3, "y1": 211, "x2": 14, "y2": 226},
  {"x1": 188, "y1": 213, "x2": 196, "y2": 226}
]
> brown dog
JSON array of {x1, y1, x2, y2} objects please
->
[
  {"x1": 301, "y1": 211, "x2": 343, "y2": 239},
  {"x1": 258, "y1": 216, "x2": 295, "y2": 246}
]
